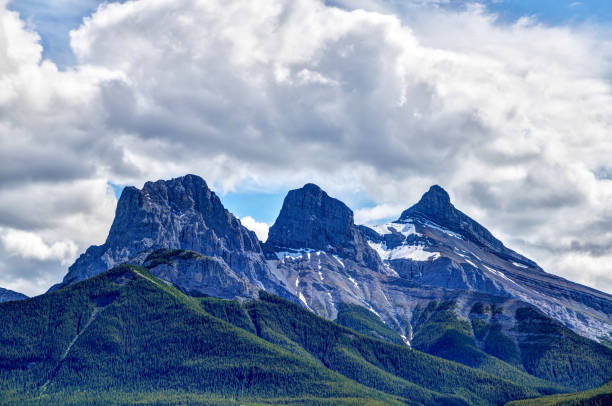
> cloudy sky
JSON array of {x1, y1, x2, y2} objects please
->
[{"x1": 2, "y1": 0, "x2": 612, "y2": 296}]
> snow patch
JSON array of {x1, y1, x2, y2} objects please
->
[
  {"x1": 318, "y1": 271, "x2": 324, "y2": 281},
  {"x1": 369, "y1": 241, "x2": 440, "y2": 262},
  {"x1": 348, "y1": 276, "x2": 359, "y2": 290},
  {"x1": 464, "y1": 259, "x2": 477, "y2": 268},
  {"x1": 420, "y1": 219, "x2": 463, "y2": 239},
  {"x1": 333, "y1": 255, "x2": 345, "y2": 268},
  {"x1": 367, "y1": 306, "x2": 382, "y2": 319},
  {"x1": 370, "y1": 221, "x2": 419, "y2": 238},
  {"x1": 483, "y1": 264, "x2": 519, "y2": 285},
  {"x1": 275, "y1": 248, "x2": 315, "y2": 260},
  {"x1": 298, "y1": 292, "x2": 311, "y2": 310},
  {"x1": 512, "y1": 262, "x2": 529, "y2": 269}
]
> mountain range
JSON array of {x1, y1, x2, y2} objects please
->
[{"x1": 2, "y1": 174, "x2": 612, "y2": 405}]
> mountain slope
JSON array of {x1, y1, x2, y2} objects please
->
[
  {"x1": 507, "y1": 381, "x2": 612, "y2": 406},
  {"x1": 0, "y1": 265, "x2": 561, "y2": 405},
  {"x1": 262, "y1": 183, "x2": 612, "y2": 389},
  {"x1": 0, "y1": 265, "x2": 405, "y2": 405},
  {"x1": 334, "y1": 302, "x2": 406, "y2": 345},
  {"x1": 0, "y1": 287, "x2": 27, "y2": 303},
  {"x1": 201, "y1": 292, "x2": 561, "y2": 405},
  {"x1": 47, "y1": 175, "x2": 612, "y2": 394},
  {"x1": 408, "y1": 299, "x2": 612, "y2": 390},
  {"x1": 360, "y1": 185, "x2": 612, "y2": 341}
]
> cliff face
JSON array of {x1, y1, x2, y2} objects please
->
[
  {"x1": 52, "y1": 175, "x2": 272, "y2": 297},
  {"x1": 264, "y1": 183, "x2": 383, "y2": 271}
]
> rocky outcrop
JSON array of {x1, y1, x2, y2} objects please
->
[
  {"x1": 143, "y1": 249, "x2": 259, "y2": 299},
  {"x1": 0, "y1": 287, "x2": 27, "y2": 303},
  {"x1": 264, "y1": 183, "x2": 383, "y2": 270},
  {"x1": 52, "y1": 175, "x2": 273, "y2": 295}
]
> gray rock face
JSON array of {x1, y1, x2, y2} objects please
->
[
  {"x1": 400, "y1": 185, "x2": 541, "y2": 270},
  {"x1": 0, "y1": 287, "x2": 27, "y2": 303},
  {"x1": 265, "y1": 183, "x2": 383, "y2": 271},
  {"x1": 143, "y1": 249, "x2": 259, "y2": 299},
  {"x1": 53, "y1": 175, "x2": 274, "y2": 296},
  {"x1": 360, "y1": 187, "x2": 612, "y2": 341}
]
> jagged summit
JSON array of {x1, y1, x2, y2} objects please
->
[
  {"x1": 399, "y1": 185, "x2": 540, "y2": 270},
  {"x1": 400, "y1": 184, "x2": 459, "y2": 224},
  {"x1": 301, "y1": 183, "x2": 324, "y2": 193},
  {"x1": 412, "y1": 185, "x2": 451, "y2": 209},
  {"x1": 265, "y1": 183, "x2": 382, "y2": 269},
  {"x1": 52, "y1": 174, "x2": 271, "y2": 292},
  {"x1": 106, "y1": 174, "x2": 259, "y2": 252},
  {"x1": 266, "y1": 183, "x2": 354, "y2": 251}
]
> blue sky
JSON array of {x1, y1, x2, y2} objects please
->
[
  {"x1": 482, "y1": 0, "x2": 612, "y2": 24},
  {"x1": 7, "y1": 0, "x2": 102, "y2": 66}
]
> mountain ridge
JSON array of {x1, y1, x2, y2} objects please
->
[
  {"x1": 0, "y1": 287, "x2": 27, "y2": 303},
  {"x1": 50, "y1": 174, "x2": 612, "y2": 347}
]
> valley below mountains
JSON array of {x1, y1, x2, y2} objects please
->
[{"x1": 2, "y1": 174, "x2": 612, "y2": 405}]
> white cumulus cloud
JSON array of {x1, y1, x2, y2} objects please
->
[
  {"x1": 240, "y1": 216, "x2": 270, "y2": 242},
  {"x1": 1, "y1": 229, "x2": 77, "y2": 264}
]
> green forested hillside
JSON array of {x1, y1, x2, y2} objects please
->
[
  {"x1": 202, "y1": 292, "x2": 562, "y2": 405},
  {"x1": 407, "y1": 299, "x2": 612, "y2": 391},
  {"x1": 506, "y1": 381, "x2": 612, "y2": 406},
  {"x1": 410, "y1": 299, "x2": 543, "y2": 386},
  {"x1": 513, "y1": 307, "x2": 612, "y2": 389},
  {"x1": 0, "y1": 265, "x2": 402, "y2": 405},
  {"x1": 334, "y1": 302, "x2": 406, "y2": 345},
  {"x1": 0, "y1": 265, "x2": 585, "y2": 405}
]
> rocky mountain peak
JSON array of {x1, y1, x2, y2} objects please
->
[
  {"x1": 399, "y1": 185, "x2": 541, "y2": 270},
  {"x1": 399, "y1": 184, "x2": 453, "y2": 223},
  {"x1": 265, "y1": 184, "x2": 382, "y2": 269},
  {"x1": 420, "y1": 184, "x2": 451, "y2": 205},
  {"x1": 400, "y1": 184, "x2": 504, "y2": 251},
  {"x1": 53, "y1": 174, "x2": 270, "y2": 291},
  {"x1": 301, "y1": 182, "x2": 325, "y2": 194},
  {"x1": 106, "y1": 174, "x2": 258, "y2": 252},
  {"x1": 266, "y1": 183, "x2": 354, "y2": 250}
]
